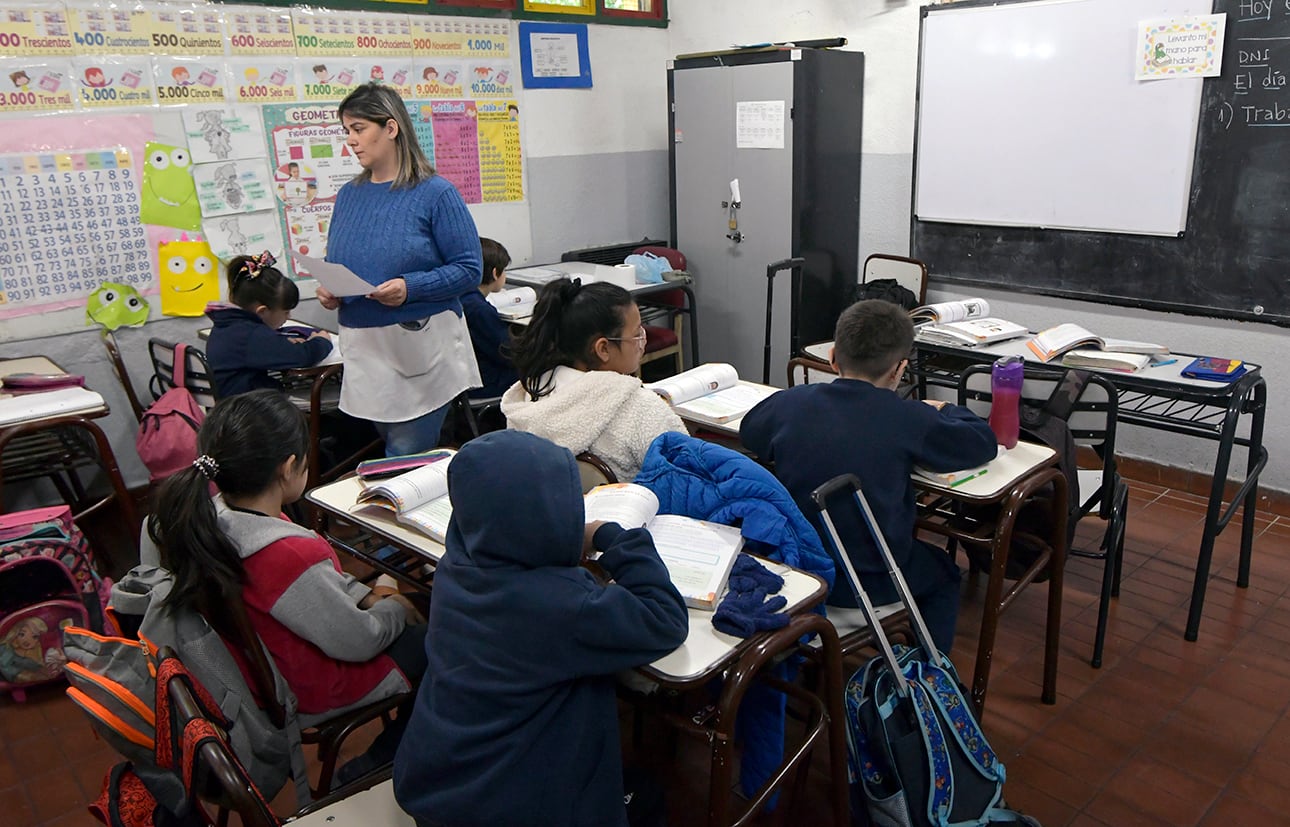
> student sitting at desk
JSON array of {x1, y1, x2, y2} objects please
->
[
  {"x1": 740, "y1": 299, "x2": 997, "y2": 651},
  {"x1": 205, "y1": 251, "x2": 333, "y2": 398},
  {"x1": 502, "y1": 278, "x2": 687, "y2": 482},
  {"x1": 393, "y1": 430, "x2": 687, "y2": 827},
  {"x1": 460, "y1": 236, "x2": 519, "y2": 399},
  {"x1": 145, "y1": 391, "x2": 425, "y2": 779}
]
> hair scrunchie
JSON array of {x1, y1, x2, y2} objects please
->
[
  {"x1": 238, "y1": 250, "x2": 277, "y2": 280},
  {"x1": 192, "y1": 454, "x2": 220, "y2": 480},
  {"x1": 558, "y1": 277, "x2": 583, "y2": 304}
]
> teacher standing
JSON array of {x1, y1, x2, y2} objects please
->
[{"x1": 318, "y1": 83, "x2": 482, "y2": 456}]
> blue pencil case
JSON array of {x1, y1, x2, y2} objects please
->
[{"x1": 1181, "y1": 357, "x2": 1247, "y2": 382}]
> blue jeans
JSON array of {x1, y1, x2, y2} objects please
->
[{"x1": 374, "y1": 402, "x2": 451, "y2": 457}]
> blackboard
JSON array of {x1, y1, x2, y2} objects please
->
[{"x1": 912, "y1": 0, "x2": 1290, "y2": 327}]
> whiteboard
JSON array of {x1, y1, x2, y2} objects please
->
[{"x1": 914, "y1": 0, "x2": 1208, "y2": 236}]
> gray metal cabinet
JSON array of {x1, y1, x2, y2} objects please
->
[{"x1": 669, "y1": 49, "x2": 863, "y2": 384}]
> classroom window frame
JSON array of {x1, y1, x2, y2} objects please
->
[
  {"x1": 600, "y1": 0, "x2": 664, "y2": 21},
  {"x1": 435, "y1": 0, "x2": 516, "y2": 9},
  {"x1": 522, "y1": 0, "x2": 595, "y2": 15},
  {"x1": 214, "y1": 0, "x2": 667, "y2": 28}
]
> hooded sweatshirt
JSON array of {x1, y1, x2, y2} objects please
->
[
  {"x1": 393, "y1": 431, "x2": 688, "y2": 827},
  {"x1": 500, "y1": 365, "x2": 687, "y2": 482},
  {"x1": 213, "y1": 498, "x2": 410, "y2": 716},
  {"x1": 204, "y1": 303, "x2": 332, "y2": 398}
]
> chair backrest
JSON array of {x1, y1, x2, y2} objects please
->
[
  {"x1": 148, "y1": 338, "x2": 217, "y2": 409},
  {"x1": 160, "y1": 646, "x2": 280, "y2": 827},
  {"x1": 575, "y1": 452, "x2": 617, "y2": 493},
  {"x1": 787, "y1": 356, "x2": 838, "y2": 388},
  {"x1": 100, "y1": 330, "x2": 147, "y2": 422},
  {"x1": 957, "y1": 364, "x2": 1119, "y2": 511},
  {"x1": 862, "y1": 254, "x2": 928, "y2": 305}
]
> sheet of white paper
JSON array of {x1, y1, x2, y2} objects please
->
[
  {"x1": 736, "y1": 100, "x2": 785, "y2": 149},
  {"x1": 529, "y1": 32, "x2": 582, "y2": 78},
  {"x1": 291, "y1": 252, "x2": 372, "y2": 297}
]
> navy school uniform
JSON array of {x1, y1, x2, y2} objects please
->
[
  {"x1": 459, "y1": 289, "x2": 519, "y2": 399},
  {"x1": 204, "y1": 304, "x2": 333, "y2": 398}
]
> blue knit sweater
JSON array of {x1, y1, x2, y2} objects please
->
[{"x1": 325, "y1": 175, "x2": 482, "y2": 328}]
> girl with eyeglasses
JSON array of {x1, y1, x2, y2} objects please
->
[{"x1": 502, "y1": 278, "x2": 687, "y2": 482}]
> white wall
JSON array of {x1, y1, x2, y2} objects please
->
[{"x1": 664, "y1": 0, "x2": 1287, "y2": 493}]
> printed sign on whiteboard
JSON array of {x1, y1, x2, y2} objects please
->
[
  {"x1": 736, "y1": 100, "x2": 785, "y2": 149},
  {"x1": 1136, "y1": 14, "x2": 1227, "y2": 80}
]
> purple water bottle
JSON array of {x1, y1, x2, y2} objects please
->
[{"x1": 989, "y1": 356, "x2": 1023, "y2": 449}]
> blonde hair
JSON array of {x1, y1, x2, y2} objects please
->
[
  {"x1": 2, "y1": 617, "x2": 47, "y2": 647},
  {"x1": 338, "y1": 82, "x2": 433, "y2": 189}
]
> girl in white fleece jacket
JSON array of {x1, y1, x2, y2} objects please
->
[{"x1": 501, "y1": 278, "x2": 687, "y2": 482}]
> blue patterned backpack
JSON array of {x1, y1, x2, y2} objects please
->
[{"x1": 812, "y1": 475, "x2": 1041, "y2": 827}]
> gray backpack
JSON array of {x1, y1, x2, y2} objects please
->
[{"x1": 63, "y1": 565, "x2": 310, "y2": 815}]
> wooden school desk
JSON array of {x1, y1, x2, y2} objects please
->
[
  {"x1": 914, "y1": 441, "x2": 1066, "y2": 715},
  {"x1": 507, "y1": 263, "x2": 701, "y2": 365},
  {"x1": 895, "y1": 335, "x2": 1268, "y2": 643},
  {"x1": 304, "y1": 475, "x2": 849, "y2": 827}
]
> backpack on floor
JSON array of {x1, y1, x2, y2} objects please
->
[
  {"x1": 0, "y1": 505, "x2": 110, "y2": 630},
  {"x1": 136, "y1": 343, "x2": 205, "y2": 484},
  {"x1": 0, "y1": 554, "x2": 87, "y2": 701},
  {"x1": 63, "y1": 565, "x2": 311, "y2": 818}
]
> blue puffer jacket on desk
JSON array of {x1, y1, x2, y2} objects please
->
[{"x1": 634, "y1": 431, "x2": 834, "y2": 800}]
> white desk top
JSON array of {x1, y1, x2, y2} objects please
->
[
  {"x1": 285, "y1": 779, "x2": 412, "y2": 827},
  {"x1": 808, "y1": 336, "x2": 1251, "y2": 392},
  {"x1": 644, "y1": 559, "x2": 823, "y2": 683},
  {"x1": 508, "y1": 263, "x2": 688, "y2": 296},
  {"x1": 913, "y1": 441, "x2": 1055, "y2": 500},
  {"x1": 305, "y1": 475, "x2": 825, "y2": 684},
  {"x1": 0, "y1": 357, "x2": 108, "y2": 425},
  {"x1": 306, "y1": 476, "x2": 446, "y2": 562}
]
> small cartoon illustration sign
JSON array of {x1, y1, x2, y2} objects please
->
[{"x1": 85, "y1": 282, "x2": 150, "y2": 330}]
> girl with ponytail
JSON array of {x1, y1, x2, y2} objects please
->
[
  {"x1": 501, "y1": 278, "x2": 686, "y2": 481},
  {"x1": 147, "y1": 390, "x2": 425, "y2": 773}
]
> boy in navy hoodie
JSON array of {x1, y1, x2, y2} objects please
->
[
  {"x1": 741, "y1": 299, "x2": 998, "y2": 651},
  {"x1": 393, "y1": 430, "x2": 688, "y2": 827},
  {"x1": 459, "y1": 237, "x2": 520, "y2": 399}
]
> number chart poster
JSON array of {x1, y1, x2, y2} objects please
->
[{"x1": 0, "y1": 149, "x2": 151, "y2": 318}]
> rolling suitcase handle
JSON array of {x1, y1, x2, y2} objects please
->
[
  {"x1": 762, "y1": 257, "x2": 806, "y2": 385},
  {"x1": 811, "y1": 474, "x2": 943, "y2": 689}
]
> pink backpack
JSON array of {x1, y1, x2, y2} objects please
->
[{"x1": 136, "y1": 343, "x2": 205, "y2": 484}]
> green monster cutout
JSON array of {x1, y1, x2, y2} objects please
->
[
  {"x1": 139, "y1": 141, "x2": 201, "y2": 231},
  {"x1": 85, "y1": 282, "x2": 151, "y2": 330}
]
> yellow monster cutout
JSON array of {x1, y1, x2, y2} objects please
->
[{"x1": 158, "y1": 239, "x2": 219, "y2": 316}]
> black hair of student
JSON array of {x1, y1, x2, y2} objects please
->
[
  {"x1": 510, "y1": 278, "x2": 634, "y2": 400},
  {"x1": 833, "y1": 299, "x2": 914, "y2": 379},
  {"x1": 479, "y1": 237, "x2": 511, "y2": 286},
  {"x1": 226, "y1": 255, "x2": 300, "y2": 312},
  {"x1": 149, "y1": 390, "x2": 309, "y2": 637}
]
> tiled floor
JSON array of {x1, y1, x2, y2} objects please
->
[{"x1": 2, "y1": 479, "x2": 1287, "y2": 826}]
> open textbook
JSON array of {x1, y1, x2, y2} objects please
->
[
  {"x1": 645, "y1": 363, "x2": 777, "y2": 426},
  {"x1": 917, "y1": 317, "x2": 1029, "y2": 347},
  {"x1": 485, "y1": 286, "x2": 538, "y2": 320},
  {"x1": 584, "y1": 483, "x2": 743, "y2": 610},
  {"x1": 353, "y1": 450, "x2": 456, "y2": 543},
  {"x1": 909, "y1": 297, "x2": 991, "y2": 325},
  {"x1": 1060, "y1": 349, "x2": 1151, "y2": 373},
  {"x1": 1026, "y1": 323, "x2": 1168, "y2": 363}
]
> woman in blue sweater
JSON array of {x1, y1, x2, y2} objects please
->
[{"x1": 318, "y1": 83, "x2": 482, "y2": 456}]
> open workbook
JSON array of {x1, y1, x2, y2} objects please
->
[
  {"x1": 1026, "y1": 323, "x2": 1168, "y2": 363},
  {"x1": 352, "y1": 450, "x2": 456, "y2": 543},
  {"x1": 485, "y1": 286, "x2": 538, "y2": 320},
  {"x1": 584, "y1": 483, "x2": 744, "y2": 610},
  {"x1": 645, "y1": 363, "x2": 776, "y2": 426}
]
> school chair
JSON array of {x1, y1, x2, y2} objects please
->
[
  {"x1": 786, "y1": 355, "x2": 838, "y2": 387},
  {"x1": 575, "y1": 451, "x2": 617, "y2": 493},
  {"x1": 634, "y1": 246, "x2": 690, "y2": 375},
  {"x1": 218, "y1": 596, "x2": 413, "y2": 798},
  {"x1": 158, "y1": 646, "x2": 404, "y2": 827},
  {"x1": 99, "y1": 330, "x2": 147, "y2": 422},
  {"x1": 862, "y1": 253, "x2": 928, "y2": 306},
  {"x1": 451, "y1": 392, "x2": 505, "y2": 442},
  {"x1": 957, "y1": 365, "x2": 1128, "y2": 668},
  {"x1": 147, "y1": 338, "x2": 217, "y2": 410}
]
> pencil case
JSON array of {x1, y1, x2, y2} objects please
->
[{"x1": 1, "y1": 373, "x2": 87, "y2": 394}]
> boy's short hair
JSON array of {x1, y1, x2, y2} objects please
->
[
  {"x1": 833, "y1": 299, "x2": 914, "y2": 378},
  {"x1": 479, "y1": 237, "x2": 511, "y2": 286}
]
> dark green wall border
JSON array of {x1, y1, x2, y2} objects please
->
[{"x1": 215, "y1": 1, "x2": 668, "y2": 28}]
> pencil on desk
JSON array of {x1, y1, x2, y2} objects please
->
[{"x1": 950, "y1": 469, "x2": 988, "y2": 488}]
